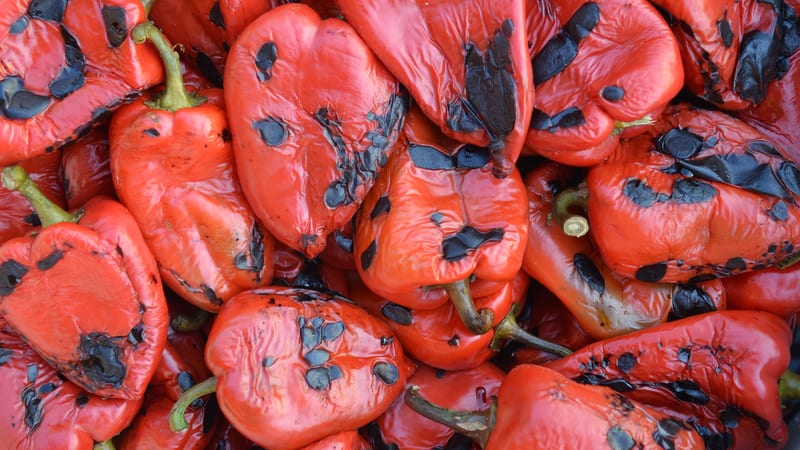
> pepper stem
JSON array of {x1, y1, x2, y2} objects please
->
[
  {"x1": 170, "y1": 376, "x2": 218, "y2": 432},
  {"x1": 552, "y1": 181, "x2": 590, "y2": 238},
  {"x1": 171, "y1": 308, "x2": 212, "y2": 332},
  {"x1": 442, "y1": 279, "x2": 494, "y2": 335},
  {"x1": 141, "y1": 0, "x2": 156, "y2": 15},
  {"x1": 93, "y1": 440, "x2": 116, "y2": 450},
  {"x1": 404, "y1": 385, "x2": 494, "y2": 449},
  {"x1": 489, "y1": 304, "x2": 572, "y2": 357},
  {"x1": 612, "y1": 116, "x2": 654, "y2": 135},
  {"x1": 780, "y1": 370, "x2": 800, "y2": 403},
  {"x1": 1, "y1": 166, "x2": 80, "y2": 227},
  {"x1": 131, "y1": 21, "x2": 205, "y2": 112}
]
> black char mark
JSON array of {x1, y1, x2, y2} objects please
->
[
  {"x1": 101, "y1": 6, "x2": 128, "y2": 48},
  {"x1": 635, "y1": 262, "x2": 668, "y2": 282},
  {"x1": 21, "y1": 385, "x2": 44, "y2": 431},
  {"x1": 441, "y1": 226, "x2": 504, "y2": 262},
  {"x1": 78, "y1": 332, "x2": 127, "y2": 388},
  {"x1": 49, "y1": 26, "x2": 85, "y2": 99},
  {"x1": 607, "y1": 425, "x2": 636, "y2": 450},
  {"x1": 0, "y1": 260, "x2": 28, "y2": 295},
  {"x1": 304, "y1": 349, "x2": 330, "y2": 366},
  {"x1": 717, "y1": 12, "x2": 734, "y2": 48},
  {"x1": 0, "y1": 76, "x2": 51, "y2": 120},
  {"x1": 601, "y1": 85, "x2": 625, "y2": 101},
  {"x1": 530, "y1": 107, "x2": 585, "y2": 132},
  {"x1": 36, "y1": 249, "x2": 64, "y2": 270},
  {"x1": 255, "y1": 42, "x2": 278, "y2": 82},
  {"x1": 573, "y1": 253, "x2": 605, "y2": 294},
  {"x1": 10, "y1": 16, "x2": 29, "y2": 34},
  {"x1": 373, "y1": 362, "x2": 399, "y2": 384},
  {"x1": 209, "y1": 1, "x2": 225, "y2": 29},
  {"x1": 670, "y1": 284, "x2": 716, "y2": 320},
  {"x1": 671, "y1": 179, "x2": 718, "y2": 204},
  {"x1": 408, "y1": 143, "x2": 491, "y2": 170},
  {"x1": 233, "y1": 224, "x2": 265, "y2": 278},
  {"x1": 381, "y1": 302, "x2": 413, "y2": 326},
  {"x1": 653, "y1": 418, "x2": 683, "y2": 450},
  {"x1": 321, "y1": 322, "x2": 345, "y2": 341},
  {"x1": 370, "y1": 196, "x2": 391, "y2": 219},
  {"x1": 532, "y1": 2, "x2": 600, "y2": 86},
  {"x1": 0, "y1": 348, "x2": 12, "y2": 364},
  {"x1": 734, "y1": 30, "x2": 781, "y2": 104},
  {"x1": 195, "y1": 51, "x2": 223, "y2": 87},
  {"x1": 360, "y1": 240, "x2": 377, "y2": 271},
  {"x1": 253, "y1": 116, "x2": 287, "y2": 146},
  {"x1": 768, "y1": 200, "x2": 789, "y2": 221},
  {"x1": 27, "y1": 0, "x2": 68, "y2": 22},
  {"x1": 663, "y1": 379, "x2": 709, "y2": 404},
  {"x1": 616, "y1": 352, "x2": 637, "y2": 374},
  {"x1": 655, "y1": 128, "x2": 705, "y2": 160}
]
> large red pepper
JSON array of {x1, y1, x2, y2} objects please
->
[
  {"x1": 522, "y1": 0, "x2": 683, "y2": 166},
  {"x1": 354, "y1": 106, "x2": 529, "y2": 335},
  {"x1": 109, "y1": 22, "x2": 275, "y2": 312},
  {"x1": 0, "y1": 165, "x2": 168, "y2": 399},
  {"x1": 337, "y1": 0, "x2": 533, "y2": 177},
  {"x1": 60, "y1": 123, "x2": 116, "y2": 210},
  {"x1": 0, "y1": 0, "x2": 164, "y2": 165},
  {"x1": 224, "y1": 3, "x2": 408, "y2": 258},
  {"x1": 545, "y1": 310, "x2": 793, "y2": 448},
  {"x1": 170, "y1": 287, "x2": 414, "y2": 450},
  {"x1": 722, "y1": 264, "x2": 800, "y2": 317}
]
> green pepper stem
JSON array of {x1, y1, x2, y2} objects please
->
[
  {"x1": 131, "y1": 21, "x2": 204, "y2": 112},
  {"x1": 171, "y1": 308, "x2": 212, "y2": 332},
  {"x1": 612, "y1": 116, "x2": 653, "y2": 135},
  {"x1": 404, "y1": 385, "x2": 494, "y2": 449},
  {"x1": 490, "y1": 304, "x2": 572, "y2": 357},
  {"x1": 93, "y1": 440, "x2": 116, "y2": 450},
  {"x1": 551, "y1": 181, "x2": 590, "y2": 238},
  {"x1": 1, "y1": 166, "x2": 80, "y2": 227},
  {"x1": 141, "y1": 0, "x2": 156, "y2": 15},
  {"x1": 442, "y1": 279, "x2": 494, "y2": 335},
  {"x1": 170, "y1": 376, "x2": 218, "y2": 432},
  {"x1": 780, "y1": 370, "x2": 800, "y2": 403}
]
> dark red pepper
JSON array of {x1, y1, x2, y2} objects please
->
[{"x1": 60, "y1": 123, "x2": 115, "y2": 210}]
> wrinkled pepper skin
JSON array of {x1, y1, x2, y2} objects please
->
[
  {"x1": 523, "y1": 0, "x2": 683, "y2": 166},
  {"x1": 0, "y1": 190, "x2": 168, "y2": 399},
  {"x1": 651, "y1": 0, "x2": 799, "y2": 110},
  {"x1": 116, "y1": 392, "x2": 216, "y2": 450},
  {"x1": 722, "y1": 264, "x2": 800, "y2": 317},
  {"x1": 0, "y1": 318, "x2": 144, "y2": 449},
  {"x1": 585, "y1": 104, "x2": 800, "y2": 283},
  {"x1": 225, "y1": 3, "x2": 408, "y2": 259},
  {"x1": 205, "y1": 287, "x2": 414, "y2": 450},
  {"x1": 337, "y1": 0, "x2": 533, "y2": 177},
  {"x1": 546, "y1": 311, "x2": 792, "y2": 449},
  {"x1": 60, "y1": 123, "x2": 116, "y2": 210},
  {"x1": 301, "y1": 430, "x2": 372, "y2": 450},
  {"x1": 354, "y1": 106, "x2": 529, "y2": 311},
  {"x1": 0, "y1": 0, "x2": 164, "y2": 165}
]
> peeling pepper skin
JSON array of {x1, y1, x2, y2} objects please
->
[
  {"x1": 203, "y1": 287, "x2": 414, "y2": 450},
  {"x1": 545, "y1": 310, "x2": 793, "y2": 449},
  {"x1": 225, "y1": 3, "x2": 408, "y2": 259},
  {"x1": 337, "y1": 0, "x2": 533, "y2": 177},
  {"x1": 0, "y1": 0, "x2": 164, "y2": 165},
  {"x1": 585, "y1": 104, "x2": 800, "y2": 283}
]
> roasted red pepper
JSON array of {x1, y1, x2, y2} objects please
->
[
  {"x1": 109, "y1": 22, "x2": 275, "y2": 312},
  {"x1": 224, "y1": 3, "x2": 408, "y2": 258},
  {"x1": 722, "y1": 263, "x2": 800, "y2": 317},
  {"x1": 404, "y1": 363, "x2": 705, "y2": 449},
  {"x1": 545, "y1": 310, "x2": 793, "y2": 448},
  {"x1": 354, "y1": 107, "x2": 529, "y2": 335},
  {"x1": 338, "y1": 0, "x2": 533, "y2": 176},
  {"x1": 0, "y1": 0, "x2": 163, "y2": 165},
  {"x1": 171, "y1": 287, "x2": 414, "y2": 450},
  {"x1": 0, "y1": 165, "x2": 168, "y2": 399},
  {"x1": 522, "y1": 0, "x2": 683, "y2": 166},
  {"x1": 60, "y1": 123, "x2": 115, "y2": 210}
]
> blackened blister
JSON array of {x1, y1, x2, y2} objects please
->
[
  {"x1": 101, "y1": 6, "x2": 128, "y2": 48},
  {"x1": 27, "y1": 0, "x2": 68, "y2": 22},
  {"x1": 601, "y1": 85, "x2": 625, "y2": 101},
  {"x1": 664, "y1": 379, "x2": 710, "y2": 404},
  {"x1": 454, "y1": 144, "x2": 491, "y2": 169},
  {"x1": 670, "y1": 284, "x2": 716, "y2": 319},
  {"x1": 36, "y1": 249, "x2": 64, "y2": 270},
  {"x1": 196, "y1": 52, "x2": 223, "y2": 88},
  {"x1": 674, "y1": 154, "x2": 791, "y2": 200},
  {"x1": 21, "y1": 385, "x2": 44, "y2": 431},
  {"x1": 573, "y1": 253, "x2": 605, "y2": 294},
  {"x1": 733, "y1": 30, "x2": 780, "y2": 104},
  {"x1": 616, "y1": 352, "x2": 637, "y2": 373},
  {"x1": 0, "y1": 259, "x2": 28, "y2": 295},
  {"x1": 408, "y1": 144, "x2": 455, "y2": 170},
  {"x1": 606, "y1": 425, "x2": 636, "y2": 450},
  {"x1": 381, "y1": 303, "x2": 413, "y2": 326},
  {"x1": 0, "y1": 76, "x2": 51, "y2": 120},
  {"x1": 253, "y1": 116, "x2": 287, "y2": 146},
  {"x1": 360, "y1": 240, "x2": 377, "y2": 270},
  {"x1": 655, "y1": 128, "x2": 705, "y2": 160},
  {"x1": 49, "y1": 27, "x2": 85, "y2": 99},
  {"x1": 370, "y1": 196, "x2": 391, "y2": 219},
  {"x1": 441, "y1": 226, "x2": 504, "y2": 262},
  {"x1": 635, "y1": 262, "x2": 668, "y2": 282},
  {"x1": 209, "y1": 1, "x2": 225, "y2": 29},
  {"x1": 373, "y1": 362, "x2": 399, "y2": 384},
  {"x1": 670, "y1": 178, "x2": 718, "y2": 204},
  {"x1": 255, "y1": 42, "x2": 278, "y2": 82},
  {"x1": 532, "y1": 32, "x2": 578, "y2": 86},
  {"x1": 717, "y1": 15, "x2": 734, "y2": 48},
  {"x1": 303, "y1": 349, "x2": 330, "y2": 367},
  {"x1": 78, "y1": 332, "x2": 127, "y2": 387},
  {"x1": 623, "y1": 179, "x2": 661, "y2": 208},
  {"x1": 305, "y1": 366, "x2": 331, "y2": 390},
  {"x1": 530, "y1": 107, "x2": 585, "y2": 131}
]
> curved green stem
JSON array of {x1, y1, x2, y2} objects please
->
[
  {"x1": 141, "y1": 0, "x2": 156, "y2": 15},
  {"x1": 131, "y1": 21, "x2": 204, "y2": 112},
  {"x1": 170, "y1": 376, "x2": 217, "y2": 432},
  {"x1": 490, "y1": 304, "x2": 572, "y2": 357},
  {"x1": 404, "y1": 385, "x2": 493, "y2": 449},
  {"x1": 442, "y1": 279, "x2": 494, "y2": 335},
  {"x1": 93, "y1": 440, "x2": 116, "y2": 450},
  {"x1": 1, "y1": 166, "x2": 80, "y2": 227},
  {"x1": 171, "y1": 308, "x2": 212, "y2": 332},
  {"x1": 780, "y1": 370, "x2": 800, "y2": 403},
  {"x1": 612, "y1": 116, "x2": 654, "y2": 135},
  {"x1": 551, "y1": 181, "x2": 590, "y2": 238}
]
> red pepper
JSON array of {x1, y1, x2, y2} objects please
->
[
  {"x1": 722, "y1": 264, "x2": 800, "y2": 317},
  {"x1": 0, "y1": 165, "x2": 168, "y2": 399},
  {"x1": 224, "y1": 3, "x2": 409, "y2": 258},
  {"x1": 300, "y1": 430, "x2": 371, "y2": 450},
  {"x1": 109, "y1": 22, "x2": 275, "y2": 312},
  {"x1": 170, "y1": 287, "x2": 414, "y2": 450},
  {"x1": 0, "y1": 0, "x2": 164, "y2": 165},
  {"x1": 545, "y1": 310, "x2": 793, "y2": 448},
  {"x1": 60, "y1": 123, "x2": 115, "y2": 210},
  {"x1": 337, "y1": 0, "x2": 533, "y2": 177},
  {"x1": 523, "y1": 0, "x2": 683, "y2": 166}
]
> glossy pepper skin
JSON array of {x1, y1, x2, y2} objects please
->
[
  {"x1": 224, "y1": 3, "x2": 408, "y2": 259},
  {"x1": 110, "y1": 23, "x2": 274, "y2": 312},
  {"x1": 405, "y1": 364, "x2": 704, "y2": 449},
  {"x1": 651, "y1": 0, "x2": 799, "y2": 110},
  {"x1": 583, "y1": 103, "x2": 800, "y2": 283},
  {"x1": 0, "y1": 317, "x2": 144, "y2": 449},
  {"x1": 196, "y1": 287, "x2": 413, "y2": 450},
  {"x1": 337, "y1": 0, "x2": 533, "y2": 177},
  {"x1": 523, "y1": 0, "x2": 683, "y2": 166},
  {"x1": 60, "y1": 123, "x2": 116, "y2": 210},
  {"x1": 0, "y1": 166, "x2": 168, "y2": 400},
  {"x1": 0, "y1": 0, "x2": 164, "y2": 165},
  {"x1": 545, "y1": 310, "x2": 793, "y2": 448},
  {"x1": 354, "y1": 106, "x2": 529, "y2": 334},
  {"x1": 722, "y1": 264, "x2": 800, "y2": 317}
]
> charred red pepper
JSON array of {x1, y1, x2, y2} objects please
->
[
  {"x1": 523, "y1": 0, "x2": 683, "y2": 166},
  {"x1": 170, "y1": 287, "x2": 414, "y2": 450},
  {"x1": 60, "y1": 123, "x2": 115, "y2": 210},
  {"x1": 722, "y1": 263, "x2": 800, "y2": 317},
  {"x1": 0, "y1": 165, "x2": 168, "y2": 399},
  {"x1": 109, "y1": 22, "x2": 275, "y2": 312},
  {"x1": 337, "y1": 0, "x2": 533, "y2": 176},
  {"x1": 0, "y1": 0, "x2": 164, "y2": 165}
]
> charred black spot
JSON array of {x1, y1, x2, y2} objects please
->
[
  {"x1": 49, "y1": 26, "x2": 85, "y2": 99},
  {"x1": 333, "y1": 230, "x2": 354, "y2": 253},
  {"x1": 442, "y1": 226, "x2": 503, "y2": 262},
  {"x1": 209, "y1": 1, "x2": 225, "y2": 29},
  {"x1": 0, "y1": 260, "x2": 28, "y2": 296},
  {"x1": 21, "y1": 385, "x2": 43, "y2": 431},
  {"x1": 610, "y1": 392, "x2": 635, "y2": 416},
  {"x1": 78, "y1": 332, "x2": 126, "y2": 387},
  {"x1": 670, "y1": 153, "x2": 792, "y2": 200},
  {"x1": 655, "y1": 128, "x2": 705, "y2": 160},
  {"x1": 768, "y1": 201, "x2": 789, "y2": 221},
  {"x1": 607, "y1": 425, "x2": 636, "y2": 450},
  {"x1": 693, "y1": 424, "x2": 733, "y2": 450},
  {"x1": 28, "y1": 0, "x2": 68, "y2": 22},
  {"x1": 0, "y1": 76, "x2": 51, "y2": 120},
  {"x1": 101, "y1": 6, "x2": 128, "y2": 48},
  {"x1": 717, "y1": 15, "x2": 734, "y2": 48},
  {"x1": 305, "y1": 367, "x2": 331, "y2": 390},
  {"x1": 201, "y1": 285, "x2": 221, "y2": 305},
  {"x1": 670, "y1": 284, "x2": 716, "y2": 320},
  {"x1": 653, "y1": 418, "x2": 683, "y2": 450},
  {"x1": 601, "y1": 85, "x2": 625, "y2": 102},
  {"x1": 454, "y1": 144, "x2": 492, "y2": 169},
  {"x1": 533, "y1": 3, "x2": 599, "y2": 86},
  {"x1": 664, "y1": 379, "x2": 709, "y2": 404},
  {"x1": 725, "y1": 257, "x2": 747, "y2": 271},
  {"x1": 37, "y1": 382, "x2": 56, "y2": 395},
  {"x1": 734, "y1": 30, "x2": 780, "y2": 104},
  {"x1": 10, "y1": 16, "x2": 29, "y2": 34},
  {"x1": 573, "y1": 253, "x2": 605, "y2": 294},
  {"x1": 23, "y1": 213, "x2": 41, "y2": 226},
  {"x1": 408, "y1": 144, "x2": 453, "y2": 170},
  {"x1": 371, "y1": 196, "x2": 391, "y2": 219},
  {"x1": 373, "y1": 362, "x2": 399, "y2": 384},
  {"x1": 381, "y1": 303, "x2": 413, "y2": 326},
  {"x1": 27, "y1": 364, "x2": 38, "y2": 382},
  {"x1": 360, "y1": 240, "x2": 377, "y2": 270},
  {"x1": 195, "y1": 51, "x2": 223, "y2": 87},
  {"x1": 253, "y1": 116, "x2": 287, "y2": 147},
  {"x1": 327, "y1": 364, "x2": 342, "y2": 382},
  {"x1": 530, "y1": 107, "x2": 585, "y2": 131},
  {"x1": 616, "y1": 352, "x2": 637, "y2": 373},
  {"x1": 748, "y1": 140, "x2": 782, "y2": 157},
  {"x1": 36, "y1": 249, "x2": 63, "y2": 271},
  {"x1": 446, "y1": 102, "x2": 481, "y2": 133},
  {"x1": 635, "y1": 263, "x2": 667, "y2": 282},
  {"x1": 143, "y1": 128, "x2": 160, "y2": 137},
  {"x1": 177, "y1": 370, "x2": 195, "y2": 392},
  {"x1": 127, "y1": 323, "x2": 144, "y2": 346},
  {"x1": 430, "y1": 212, "x2": 445, "y2": 225},
  {"x1": 300, "y1": 323, "x2": 321, "y2": 349},
  {"x1": 566, "y1": 2, "x2": 601, "y2": 40},
  {"x1": 233, "y1": 225, "x2": 265, "y2": 278},
  {"x1": 677, "y1": 346, "x2": 691, "y2": 364},
  {"x1": 0, "y1": 348, "x2": 12, "y2": 365},
  {"x1": 778, "y1": 161, "x2": 800, "y2": 195},
  {"x1": 720, "y1": 408, "x2": 740, "y2": 428},
  {"x1": 623, "y1": 179, "x2": 661, "y2": 208},
  {"x1": 255, "y1": 42, "x2": 278, "y2": 82},
  {"x1": 75, "y1": 393, "x2": 89, "y2": 407},
  {"x1": 321, "y1": 322, "x2": 345, "y2": 341},
  {"x1": 671, "y1": 179, "x2": 718, "y2": 204},
  {"x1": 262, "y1": 356, "x2": 275, "y2": 367},
  {"x1": 304, "y1": 349, "x2": 330, "y2": 366}
]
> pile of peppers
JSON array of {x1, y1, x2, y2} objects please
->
[{"x1": 3, "y1": 0, "x2": 800, "y2": 449}]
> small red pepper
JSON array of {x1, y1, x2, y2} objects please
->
[{"x1": 722, "y1": 264, "x2": 800, "y2": 317}]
